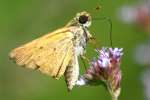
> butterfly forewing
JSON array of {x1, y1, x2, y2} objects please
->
[{"x1": 10, "y1": 27, "x2": 74, "y2": 79}]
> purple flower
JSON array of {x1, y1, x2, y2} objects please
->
[{"x1": 76, "y1": 47, "x2": 123, "y2": 100}]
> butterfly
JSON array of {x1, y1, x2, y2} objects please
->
[{"x1": 9, "y1": 11, "x2": 94, "y2": 91}]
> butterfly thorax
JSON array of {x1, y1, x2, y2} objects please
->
[{"x1": 69, "y1": 26, "x2": 88, "y2": 56}]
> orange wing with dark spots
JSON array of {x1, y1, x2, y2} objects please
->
[{"x1": 9, "y1": 27, "x2": 74, "y2": 79}]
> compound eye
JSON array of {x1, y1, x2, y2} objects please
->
[{"x1": 79, "y1": 15, "x2": 88, "y2": 24}]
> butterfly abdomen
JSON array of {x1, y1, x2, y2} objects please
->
[
  {"x1": 64, "y1": 55, "x2": 79, "y2": 91},
  {"x1": 64, "y1": 65, "x2": 79, "y2": 91}
]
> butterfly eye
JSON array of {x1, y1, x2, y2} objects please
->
[{"x1": 79, "y1": 15, "x2": 88, "y2": 24}]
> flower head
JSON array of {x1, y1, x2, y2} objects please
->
[{"x1": 76, "y1": 47, "x2": 123, "y2": 100}]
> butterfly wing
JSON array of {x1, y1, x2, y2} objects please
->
[{"x1": 9, "y1": 27, "x2": 74, "y2": 79}]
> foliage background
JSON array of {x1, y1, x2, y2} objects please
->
[{"x1": 0, "y1": 0, "x2": 146, "y2": 100}]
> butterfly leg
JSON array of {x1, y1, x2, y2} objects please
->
[
  {"x1": 89, "y1": 37, "x2": 101, "y2": 49},
  {"x1": 80, "y1": 55, "x2": 90, "y2": 70},
  {"x1": 80, "y1": 55, "x2": 90, "y2": 63}
]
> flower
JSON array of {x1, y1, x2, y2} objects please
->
[
  {"x1": 134, "y1": 41, "x2": 150, "y2": 66},
  {"x1": 76, "y1": 47, "x2": 123, "y2": 100},
  {"x1": 118, "y1": 1, "x2": 150, "y2": 32},
  {"x1": 141, "y1": 70, "x2": 150, "y2": 100}
]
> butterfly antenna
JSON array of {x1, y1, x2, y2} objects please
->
[{"x1": 93, "y1": 17, "x2": 113, "y2": 47}]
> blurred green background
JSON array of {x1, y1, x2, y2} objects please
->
[{"x1": 0, "y1": 0, "x2": 147, "y2": 100}]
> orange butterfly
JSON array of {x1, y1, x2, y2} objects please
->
[{"x1": 9, "y1": 11, "x2": 94, "y2": 91}]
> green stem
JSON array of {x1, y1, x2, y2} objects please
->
[
  {"x1": 106, "y1": 83, "x2": 118, "y2": 100},
  {"x1": 112, "y1": 95, "x2": 118, "y2": 100}
]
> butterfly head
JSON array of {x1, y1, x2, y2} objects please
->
[
  {"x1": 76, "y1": 11, "x2": 92, "y2": 28},
  {"x1": 66, "y1": 11, "x2": 93, "y2": 40}
]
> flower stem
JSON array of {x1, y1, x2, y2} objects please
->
[{"x1": 112, "y1": 95, "x2": 118, "y2": 100}]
